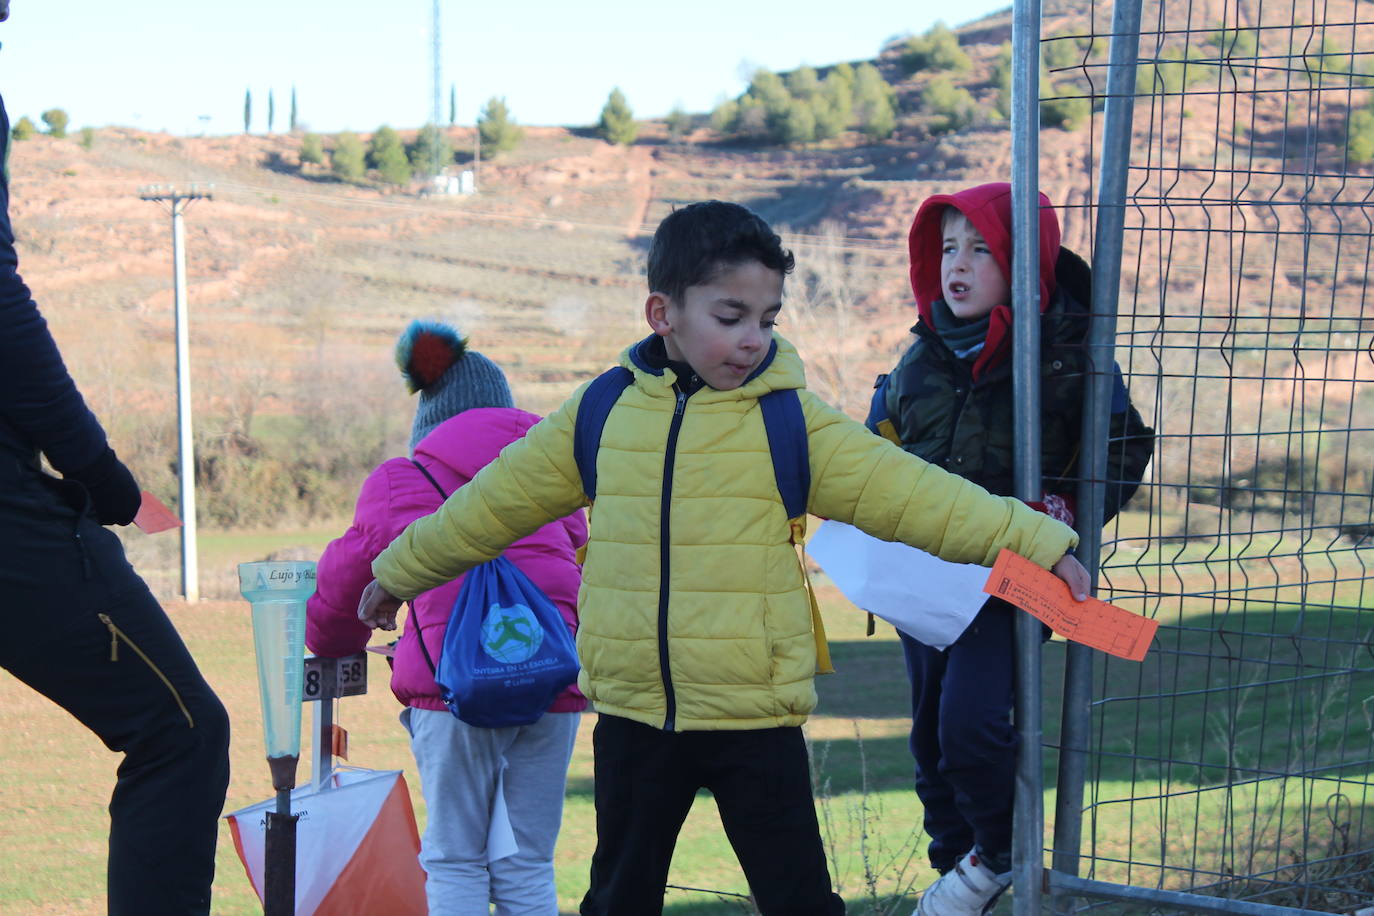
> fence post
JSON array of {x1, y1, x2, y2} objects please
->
[
  {"x1": 1050, "y1": 0, "x2": 1144, "y2": 910},
  {"x1": 1010, "y1": 0, "x2": 1045, "y2": 910}
]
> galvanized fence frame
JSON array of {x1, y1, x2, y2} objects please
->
[{"x1": 1014, "y1": 0, "x2": 1374, "y2": 912}]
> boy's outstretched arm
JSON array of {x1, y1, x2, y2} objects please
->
[
  {"x1": 802, "y1": 393, "x2": 1083, "y2": 574},
  {"x1": 370, "y1": 396, "x2": 587, "y2": 601}
]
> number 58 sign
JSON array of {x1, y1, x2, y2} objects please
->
[{"x1": 302, "y1": 651, "x2": 369, "y2": 702}]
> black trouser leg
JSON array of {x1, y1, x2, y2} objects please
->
[
  {"x1": 707, "y1": 726, "x2": 846, "y2": 915},
  {"x1": 580, "y1": 715, "x2": 698, "y2": 916},
  {"x1": 0, "y1": 517, "x2": 230, "y2": 916}
]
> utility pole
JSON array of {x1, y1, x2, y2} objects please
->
[
  {"x1": 429, "y1": 0, "x2": 443, "y2": 179},
  {"x1": 139, "y1": 184, "x2": 213, "y2": 603}
]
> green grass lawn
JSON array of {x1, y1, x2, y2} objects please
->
[{"x1": 2, "y1": 564, "x2": 1370, "y2": 913}]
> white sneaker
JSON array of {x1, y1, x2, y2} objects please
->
[{"x1": 913, "y1": 849, "x2": 1012, "y2": 915}]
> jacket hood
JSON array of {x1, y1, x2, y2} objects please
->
[
  {"x1": 908, "y1": 182, "x2": 1061, "y2": 323},
  {"x1": 412, "y1": 406, "x2": 542, "y2": 479},
  {"x1": 620, "y1": 333, "x2": 807, "y2": 399},
  {"x1": 908, "y1": 182, "x2": 1062, "y2": 380}
]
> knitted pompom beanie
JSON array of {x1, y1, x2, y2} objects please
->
[{"x1": 396, "y1": 320, "x2": 514, "y2": 453}]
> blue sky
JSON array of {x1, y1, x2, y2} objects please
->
[{"x1": 0, "y1": 0, "x2": 1008, "y2": 135}]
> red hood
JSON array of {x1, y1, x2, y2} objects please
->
[{"x1": 908, "y1": 183, "x2": 1062, "y2": 378}]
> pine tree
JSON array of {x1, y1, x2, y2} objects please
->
[
  {"x1": 243, "y1": 89, "x2": 252, "y2": 134},
  {"x1": 300, "y1": 132, "x2": 326, "y2": 166},
  {"x1": 331, "y1": 132, "x2": 365, "y2": 181},
  {"x1": 410, "y1": 124, "x2": 454, "y2": 175},
  {"x1": 853, "y1": 64, "x2": 896, "y2": 140},
  {"x1": 41, "y1": 109, "x2": 69, "y2": 139},
  {"x1": 596, "y1": 88, "x2": 638, "y2": 145},
  {"x1": 267, "y1": 90, "x2": 275, "y2": 134},
  {"x1": 449, "y1": 85, "x2": 457, "y2": 126},
  {"x1": 368, "y1": 126, "x2": 411, "y2": 184},
  {"x1": 290, "y1": 86, "x2": 299, "y2": 132},
  {"x1": 477, "y1": 97, "x2": 523, "y2": 158}
]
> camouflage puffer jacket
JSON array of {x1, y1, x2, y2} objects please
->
[{"x1": 884, "y1": 249, "x2": 1154, "y2": 521}]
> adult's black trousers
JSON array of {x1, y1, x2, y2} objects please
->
[{"x1": 0, "y1": 451, "x2": 231, "y2": 916}]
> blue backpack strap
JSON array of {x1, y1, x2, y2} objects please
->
[
  {"x1": 759, "y1": 388, "x2": 809, "y2": 520},
  {"x1": 573, "y1": 366, "x2": 634, "y2": 502}
]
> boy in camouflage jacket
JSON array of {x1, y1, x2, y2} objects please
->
[{"x1": 881, "y1": 183, "x2": 1153, "y2": 915}]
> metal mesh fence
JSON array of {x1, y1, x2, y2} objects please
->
[{"x1": 1043, "y1": 0, "x2": 1374, "y2": 910}]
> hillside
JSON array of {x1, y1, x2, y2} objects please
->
[{"x1": 9, "y1": 0, "x2": 1372, "y2": 553}]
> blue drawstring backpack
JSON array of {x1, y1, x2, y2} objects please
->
[{"x1": 410, "y1": 461, "x2": 580, "y2": 729}]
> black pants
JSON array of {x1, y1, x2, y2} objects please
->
[
  {"x1": 899, "y1": 598, "x2": 1021, "y2": 875},
  {"x1": 579, "y1": 714, "x2": 845, "y2": 916},
  {"x1": 0, "y1": 460, "x2": 231, "y2": 915}
]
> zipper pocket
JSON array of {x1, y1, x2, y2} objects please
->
[{"x1": 97, "y1": 613, "x2": 195, "y2": 728}]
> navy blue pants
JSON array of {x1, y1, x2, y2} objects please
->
[
  {"x1": 0, "y1": 455, "x2": 231, "y2": 915},
  {"x1": 580, "y1": 714, "x2": 846, "y2": 916},
  {"x1": 899, "y1": 598, "x2": 1021, "y2": 875}
]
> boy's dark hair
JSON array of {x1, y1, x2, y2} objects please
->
[{"x1": 647, "y1": 200, "x2": 795, "y2": 302}]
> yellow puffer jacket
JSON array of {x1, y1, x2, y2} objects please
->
[{"x1": 373, "y1": 335, "x2": 1078, "y2": 731}]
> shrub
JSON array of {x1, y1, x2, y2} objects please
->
[
  {"x1": 901, "y1": 22, "x2": 972, "y2": 75},
  {"x1": 410, "y1": 123, "x2": 454, "y2": 174},
  {"x1": 368, "y1": 126, "x2": 411, "y2": 184},
  {"x1": 787, "y1": 65, "x2": 821, "y2": 99},
  {"x1": 331, "y1": 131, "x2": 366, "y2": 181},
  {"x1": 992, "y1": 43, "x2": 1014, "y2": 118},
  {"x1": 1040, "y1": 85, "x2": 1092, "y2": 130},
  {"x1": 1043, "y1": 32, "x2": 1084, "y2": 71},
  {"x1": 79, "y1": 126, "x2": 95, "y2": 150},
  {"x1": 596, "y1": 88, "x2": 638, "y2": 146},
  {"x1": 1348, "y1": 108, "x2": 1374, "y2": 164},
  {"x1": 922, "y1": 75, "x2": 977, "y2": 134},
  {"x1": 814, "y1": 69, "x2": 855, "y2": 139},
  {"x1": 710, "y1": 98, "x2": 739, "y2": 135},
  {"x1": 1137, "y1": 47, "x2": 1209, "y2": 94},
  {"x1": 1208, "y1": 25, "x2": 1259, "y2": 59},
  {"x1": 300, "y1": 132, "x2": 326, "y2": 166},
  {"x1": 665, "y1": 105, "x2": 689, "y2": 141},
  {"x1": 780, "y1": 98, "x2": 817, "y2": 145},
  {"x1": 11, "y1": 116, "x2": 34, "y2": 140},
  {"x1": 853, "y1": 63, "x2": 896, "y2": 140},
  {"x1": 811, "y1": 92, "x2": 848, "y2": 141},
  {"x1": 477, "y1": 96, "x2": 522, "y2": 157},
  {"x1": 41, "y1": 108, "x2": 69, "y2": 138}
]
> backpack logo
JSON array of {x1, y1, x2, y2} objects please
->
[{"x1": 479, "y1": 603, "x2": 544, "y2": 663}]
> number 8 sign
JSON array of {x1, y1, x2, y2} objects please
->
[{"x1": 302, "y1": 652, "x2": 369, "y2": 702}]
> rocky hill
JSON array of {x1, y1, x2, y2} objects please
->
[{"x1": 9, "y1": 0, "x2": 1371, "y2": 532}]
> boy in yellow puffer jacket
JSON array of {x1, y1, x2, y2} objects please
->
[{"x1": 357, "y1": 201, "x2": 1090, "y2": 915}]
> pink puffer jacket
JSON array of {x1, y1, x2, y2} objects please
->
[{"x1": 306, "y1": 407, "x2": 588, "y2": 714}]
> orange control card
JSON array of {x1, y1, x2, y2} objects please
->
[
  {"x1": 983, "y1": 549, "x2": 1158, "y2": 662},
  {"x1": 133, "y1": 491, "x2": 183, "y2": 534}
]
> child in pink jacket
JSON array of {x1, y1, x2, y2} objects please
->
[{"x1": 306, "y1": 321, "x2": 587, "y2": 916}]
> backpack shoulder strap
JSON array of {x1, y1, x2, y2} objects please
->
[
  {"x1": 573, "y1": 366, "x2": 634, "y2": 502},
  {"x1": 758, "y1": 388, "x2": 809, "y2": 520},
  {"x1": 408, "y1": 459, "x2": 447, "y2": 675},
  {"x1": 758, "y1": 388, "x2": 835, "y2": 675}
]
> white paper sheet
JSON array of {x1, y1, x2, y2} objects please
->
[{"x1": 806, "y1": 520, "x2": 990, "y2": 650}]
